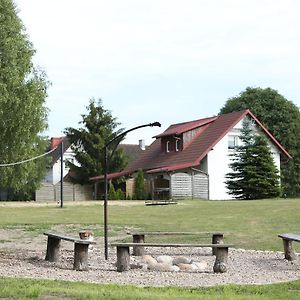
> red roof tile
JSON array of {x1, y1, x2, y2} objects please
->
[
  {"x1": 90, "y1": 110, "x2": 291, "y2": 181},
  {"x1": 153, "y1": 116, "x2": 217, "y2": 138},
  {"x1": 123, "y1": 110, "x2": 291, "y2": 174}
]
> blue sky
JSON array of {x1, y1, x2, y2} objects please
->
[{"x1": 15, "y1": 0, "x2": 300, "y2": 144}]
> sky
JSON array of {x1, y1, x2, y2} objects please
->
[{"x1": 14, "y1": 0, "x2": 300, "y2": 145}]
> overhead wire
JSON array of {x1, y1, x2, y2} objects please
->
[{"x1": 0, "y1": 146, "x2": 57, "y2": 167}]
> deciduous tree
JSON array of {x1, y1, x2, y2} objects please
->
[
  {"x1": 0, "y1": 0, "x2": 49, "y2": 199},
  {"x1": 220, "y1": 87, "x2": 300, "y2": 197}
]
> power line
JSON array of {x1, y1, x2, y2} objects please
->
[{"x1": 0, "y1": 147, "x2": 57, "y2": 167}]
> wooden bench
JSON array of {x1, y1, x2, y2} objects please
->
[
  {"x1": 145, "y1": 200, "x2": 178, "y2": 206},
  {"x1": 127, "y1": 231, "x2": 224, "y2": 256},
  {"x1": 44, "y1": 232, "x2": 96, "y2": 271},
  {"x1": 110, "y1": 242, "x2": 233, "y2": 273},
  {"x1": 278, "y1": 233, "x2": 300, "y2": 261}
]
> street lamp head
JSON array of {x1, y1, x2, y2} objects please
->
[{"x1": 150, "y1": 122, "x2": 161, "y2": 127}]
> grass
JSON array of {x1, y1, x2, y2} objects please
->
[
  {"x1": 1, "y1": 277, "x2": 300, "y2": 299},
  {"x1": 0, "y1": 198, "x2": 300, "y2": 299},
  {"x1": 0, "y1": 198, "x2": 299, "y2": 250}
]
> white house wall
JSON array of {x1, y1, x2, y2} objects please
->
[
  {"x1": 207, "y1": 117, "x2": 281, "y2": 200},
  {"x1": 44, "y1": 146, "x2": 75, "y2": 185}
]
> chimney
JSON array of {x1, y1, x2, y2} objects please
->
[
  {"x1": 50, "y1": 137, "x2": 63, "y2": 150},
  {"x1": 139, "y1": 139, "x2": 145, "y2": 150}
]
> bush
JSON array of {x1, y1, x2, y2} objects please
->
[
  {"x1": 116, "y1": 188, "x2": 125, "y2": 200},
  {"x1": 135, "y1": 169, "x2": 146, "y2": 200},
  {"x1": 108, "y1": 183, "x2": 117, "y2": 200}
]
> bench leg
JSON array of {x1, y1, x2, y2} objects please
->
[
  {"x1": 116, "y1": 246, "x2": 130, "y2": 272},
  {"x1": 212, "y1": 234, "x2": 224, "y2": 255},
  {"x1": 132, "y1": 234, "x2": 145, "y2": 256},
  {"x1": 74, "y1": 243, "x2": 89, "y2": 271},
  {"x1": 213, "y1": 247, "x2": 228, "y2": 273},
  {"x1": 45, "y1": 236, "x2": 61, "y2": 262},
  {"x1": 282, "y1": 239, "x2": 297, "y2": 261}
]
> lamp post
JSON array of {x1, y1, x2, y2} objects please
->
[{"x1": 103, "y1": 122, "x2": 161, "y2": 260}]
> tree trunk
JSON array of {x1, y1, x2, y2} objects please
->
[
  {"x1": 213, "y1": 247, "x2": 228, "y2": 273},
  {"x1": 116, "y1": 246, "x2": 130, "y2": 272},
  {"x1": 73, "y1": 243, "x2": 89, "y2": 271},
  {"x1": 212, "y1": 234, "x2": 224, "y2": 255},
  {"x1": 283, "y1": 239, "x2": 297, "y2": 261},
  {"x1": 45, "y1": 236, "x2": 61, "y2": 262},
  {"x1": 132, "y1": 234, "x2": 145, "y2": 256}
]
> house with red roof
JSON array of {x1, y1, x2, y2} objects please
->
[
  {"x1": 35, "y1": 137, "x2": 93, "y2": 201},
  {"x1": 91, "y1": 110, "x2": 291, "y2": 200}
]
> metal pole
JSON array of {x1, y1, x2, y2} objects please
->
[
  {"x1": 60, "y1": 139, "x2": 64, "y2": 208},
  {"x1": 104, "y1": 146, "x2": 108, "y2": 260},
  {"x1": 103, "y1": 122, "x2": 161, "y2": 260}
]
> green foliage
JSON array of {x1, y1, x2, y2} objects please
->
[
  {"x1": 0, "y1": 0, "x2": 49, "y2": 198},
  {"x1": 220, "y1": 87, "x2": 300, "y2": 197},
  {"x1": 135, "y1": 169, "x2": 146, "y2": 200},
  {"x1": 225, "y1": 119, "x2": 280, "y2": 199},
  {"x1": 116, "y1": 188, "x2": 125, "y2": 200},
  {"x1": 108, "y1": 182, "x2": 117, "y2": 200},
  {"x1": 65, "y1": 99, "x2": 128, "y2": 184}
]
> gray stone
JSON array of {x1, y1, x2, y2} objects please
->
[
  {"x1": 192, "y1": 261, "x2": 207, "y2": 271},
  {"x1": 156, "y1": 255, "x2": 173, "y2": 265},
  {"x1": 172, "y1": 256, "x2": 192, "y2": 265},
  {"x1": 178, "y1": 263, "x2": 199, "y2": 272}
]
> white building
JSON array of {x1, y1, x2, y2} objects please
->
[{"x1": 91, "y1": 110, "x2": 291, "y2": 200}]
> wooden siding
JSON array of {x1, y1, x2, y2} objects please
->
[
  {"x1": 36, "y1": 182, "x2": 92, "y2": 202},
  {"x1": 193, "y1": 172, "x2": 209, "y2": 199},
  {"x1": 35, "y1": 183, "x2": 54, "y2": 202},
  {"x1": 171, "y1": 171, "x2": 208, "y2": 200},
  {"x1": 171, "y1": 173, "x2": 192, "y2": 199}
]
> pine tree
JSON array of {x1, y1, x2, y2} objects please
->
[
  {"x1": 0, "y1": 0, "x2": 49, "y2": 198},
  {"x1": 135, "y1": 169, "x2": 146, "y2": 200},
  {"x1": 225, "y1": 119, "x2": 280, "y2": 199},
  {"x1": 65, "y1": 99, "x2": 128, "y2": 184}
]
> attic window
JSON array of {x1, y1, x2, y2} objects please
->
[
  {"x1": 228, "y1": 135, "x2": 239, "y2": 149},
  {"x1": 166, "y1": 141, "x2": 170, "y2": 152},
  {"x1": 175, "y1": 139, "x2": 180, "y2": 151}
]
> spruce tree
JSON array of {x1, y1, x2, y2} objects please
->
[
  {"x1": 0, "y1": 0, "x2": 49, "y2": 198},
  {"x1": 225, "y1": 119, "x2": 280, "y2": 199},
  {"x1": 65, "y1": 99, "x2": 128, "y2": 184}
]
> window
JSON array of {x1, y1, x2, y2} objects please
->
[
  {"x1": 166, "y1": 140, "x2": 170, "y2": 152},
  {"x1": 228, "y1": 135, "x2": 238, "y2": 149},
  {"x1": 175, "y1": 139, "x2": 180, "y2": 151}
]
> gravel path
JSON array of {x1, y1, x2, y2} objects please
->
[{"x1": 1, "y1": 235, "x2": 300, "y2": 287}]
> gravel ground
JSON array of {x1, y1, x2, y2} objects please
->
[{"x1": 1, "y1": 234, "x2": 300, "y2": 287}]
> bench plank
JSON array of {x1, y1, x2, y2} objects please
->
[
  {"x1": 44, "y1": 232, "x2": 96, "y2": 245},
  {"x1": 278, "y1": 233, "x2": 300, "y2": 242},
  {"x1": 128, "y1": 232, "x2": 224, "y2": 256},
  {"x1": 111, "y1": 243, "x2": 232, "y2": 248},
  {"x1": 128, "y1": 232, "x2": 223, "y2": 236}
]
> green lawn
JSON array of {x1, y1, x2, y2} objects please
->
[
  {"x1": 0, "y1": 198, "x2": 299, "y2": 250},
  {"x1": 1, "y1": 276, "x2": 300, "y2": 300},
  {"x1": 0, "y1": 198, "x2": 300, "y2": 299}
]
